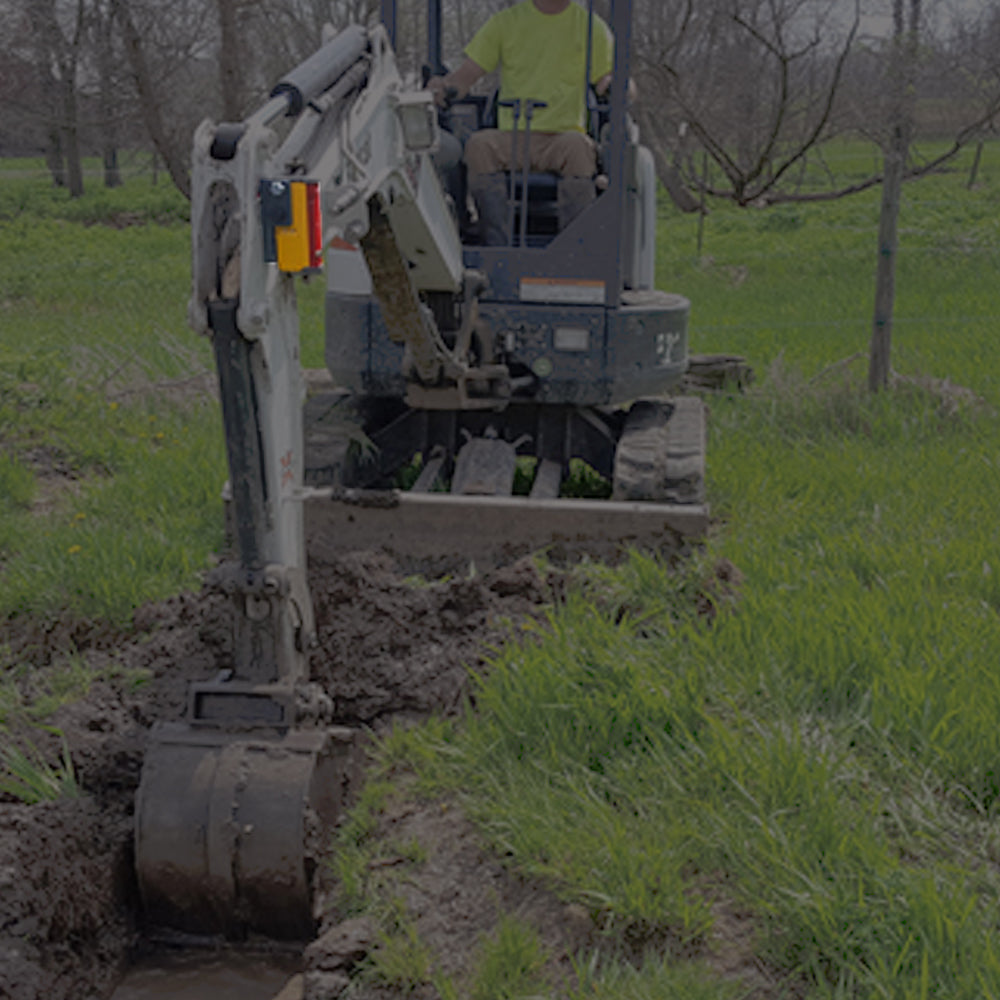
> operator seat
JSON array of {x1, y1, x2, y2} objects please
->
[{"x1": 439, "y1": 88, "x2": 609, "y2": 248}]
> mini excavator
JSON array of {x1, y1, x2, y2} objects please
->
[{"x1": 135, "y1": 0, "x2": 707, "y2": 940}]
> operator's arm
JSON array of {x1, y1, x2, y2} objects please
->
[{"x1": 427, "y1": 57, "x2": 486, "y2": 106}]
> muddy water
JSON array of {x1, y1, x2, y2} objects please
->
[{"x1": 109, "y1": 950, "x2": 300, "y2": 1000}]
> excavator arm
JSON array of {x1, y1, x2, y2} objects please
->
[{"x1": 136, "y1": 23, "x2": 478, "y2": 940}]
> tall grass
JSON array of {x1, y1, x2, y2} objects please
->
[
  {"x1": 0, "y1": 173, "x2": 226, "y2": 622},
  {"x1": 7, "y1": 143, "x2": 1000, "y2": 994},
  {"x1": 0, "y1": 727, "x2": 79, "y2": 804},
  {"x1": 396, "y1": 141, "x2": 1000, "y2": 996},
  {"x1": 0, "y1": 161, "x2": 334, "y2": 623}
]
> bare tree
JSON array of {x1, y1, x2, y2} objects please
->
[
  {"x1": 215, "y1": 0, "x2": 247, "y2": 120},
  {"x1": 22, "y1": 0, "x2": 89, "y2": 195},
  {"x1": 631, "y1": 0, "x2": 1000, "y2": 209},
  {"x1": 109, "y1": 0, "x2": 214, "y2": 199},
  {"x1": 631, "y1": 0, "x2": 862, "y2": 207}
]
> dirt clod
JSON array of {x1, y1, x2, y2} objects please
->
[{"x1": 305, "y1": 916, "x2": 378, "y2": 974}]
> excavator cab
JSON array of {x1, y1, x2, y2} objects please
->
[
  {"x1": 416, "y1": 0, "x2": 620, "y2": 249},
  {"x1": 387, "y1": 0, "x2": 652, "y2": 261}
]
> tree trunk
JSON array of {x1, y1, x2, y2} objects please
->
[
  {"x1": 45, "y1": 128, "x2": 66, "y2": 188},
  {"x1": 868, "y1": 0, "x2": 920, "y2": 392},
  {"x1": 96, "y1": 1, "x2": 122, "y2": 188},
  {"x1": 104, "y1": 148, "x2": 121, "y2": 188},
  {"x1": 216, "y1": 0, "x2": 246, "y2": 121},
  {"x1": 112, "y1": 0, "x2": 191, "y2": 199},
  {"x1": 634, "y1": 105, "x2": 701, "y2": 213},
  {"x1": 868, "y1": 126, "x2": 904, "y2": 391},
  {"x1": 967, "y1": 141, "x2": 984, "y2": 189},
  {"x1": 61, "y1": 81, "x2": 85, "y2": 198}
]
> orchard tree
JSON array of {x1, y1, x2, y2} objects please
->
[
  {"x1": 109, "y1": 0, "x2": 214, "y2": 199},
  {"x1": 629, "y1": 0, "x2": 1000, "y2": 209},
  {"x1": 91, "y1": 0, "x2": 124, "y2": 187},
  {"x1": 22, "y1": 0, "x2": 89, "y2": 195},
  {"x1": 868, "y1": 0, "x2": 920, "y2": 392},
  {"x1": 630, "y1": 0, "x2": 862, "y2": 207}
]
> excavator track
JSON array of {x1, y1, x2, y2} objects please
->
[{"x1": 612, "y1": 396, "x2": 706, "y2": 505}]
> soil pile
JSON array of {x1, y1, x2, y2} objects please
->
[{"x1": 0, "y1": 553, "x2": 553, "y2": 1000}]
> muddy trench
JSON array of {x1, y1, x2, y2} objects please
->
[{"x1": 0, "y1": 551, "x2": 558, "y2": 1000}]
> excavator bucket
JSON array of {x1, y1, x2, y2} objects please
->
[{"x1": 135, "y1": 722, "x2": 357, "y2": 939}]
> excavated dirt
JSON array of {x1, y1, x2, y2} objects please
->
[
  {"x1": 0, "y1": 552, "x2": 556, "y2": 1000},
  {"x1": 299, "y1": 790, "x2": 601, "y2": 1000}
]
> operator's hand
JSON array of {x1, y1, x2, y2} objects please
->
[{"x1": 427, "y1": 75, "x2": 449, "y2": 107}]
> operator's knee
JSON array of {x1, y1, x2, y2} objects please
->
[
  {"x1": 464, "y1": 130, "x2": 508, "y2": 178},
  {"x1": 432, "y1": 130, "x2": 464, "y2": 208},
  {"x1": 541, "y1": 132, "x2": 597, "y2": 178},
  {"x1": 434, "y1": 130, "x2": 462, "y2": 173}
]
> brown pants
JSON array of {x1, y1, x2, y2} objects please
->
[{"x1": 464, "y1": 130, "x2": 596, "y2": 179}]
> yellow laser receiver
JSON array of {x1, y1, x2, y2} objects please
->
[{"x1": 260, "y1": 179, "x2": 323, "y2": 274}]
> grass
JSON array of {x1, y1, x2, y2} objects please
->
[
  {"x1": 0, "y1": 727, "x2": 79, "y2": 804},
  {"x1": 6, "y1": 140, "x2": 1000, "y2": 994},
  {"x1": 0, "y1": 160, "x2": 336, "y2": 628},
  {"x1": 374, "y1": 140, "x2": 1000, "y2": 996},
  {"x1": 470, "y1": 917, "x2": 548, "y2": 1000}
]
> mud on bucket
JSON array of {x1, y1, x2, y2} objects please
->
[{"x1": 135, "y1": 722, "x2": 358, "y2": 940}]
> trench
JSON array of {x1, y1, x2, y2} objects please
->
[
  {"x1": 109, "y1": 949, "x2": 300, "y2": 1000},
  {"x1": 1, "y1": 553, "x2": 560, "y2": 1000}
]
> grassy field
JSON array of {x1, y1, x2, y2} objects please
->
[
  {"x1": 3, "y1": 143, "x2": 1000, "y2": 997},
  {"x1": 384, "y1": 143, "x2": 1000, "y2": 997}
]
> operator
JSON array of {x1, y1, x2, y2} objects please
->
[{"x1": 427, "y1": 0, "x2": 616, "y2": 246}]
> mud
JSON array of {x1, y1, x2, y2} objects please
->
[
  {"x1": 110, "y1": 950, "x2": 300, "y2": 1000},
  {"x1": 0, "y1": 552, "x2": 554, "y2": 1000}
]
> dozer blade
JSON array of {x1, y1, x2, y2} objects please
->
[
  {"x1": 305, "y1": 488, "x2": 708, "y2": 571},
  {"x1": 300, "y1": 398, "x2": 708, "y2": 570},
  {"x1": 135, "y1": 721, "x2": 357, "y2": 940}
]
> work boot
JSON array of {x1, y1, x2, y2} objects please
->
[
  {"x1": 557, "y1": 176, "x2": 596, "y2": 233},
  {"x1": 469, "y1": 173, "x2": 511, "y2": 246}
]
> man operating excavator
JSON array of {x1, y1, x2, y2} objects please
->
[{"x1": 427, "y1": 0, "x2": 618, "y2": 245}]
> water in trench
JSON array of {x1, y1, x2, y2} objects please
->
[{"x1": 110, "y1": 949, "x2": 300, "y2": 1000}]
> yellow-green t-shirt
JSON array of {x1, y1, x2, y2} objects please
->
[{"x1": 464, "y1": 1, "x2": 614, "y2": 134}]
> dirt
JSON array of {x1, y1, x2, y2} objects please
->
[
  {"x1": 303, "y1": 791, "x2": 599, "y2": 1000},
  {"x1": 2, "y1": 547, "x2": 757, "y2": 1000},
  {"x1": 0, "y1": 552, "x2": 555, "y2": 1000}
]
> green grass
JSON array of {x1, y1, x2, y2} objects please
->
[
  {"x1": 0, "y1": 727, "x2": 79, "y2": 804},
  {"x1": 470, "y1": 916, "x2": 548, "y2": 1000},
  {"x1": 385, "y1": 139, "x2": 1000, "y2": 996},
  {"x1": 0, "y1": 160, "x2": 330, "y2": 625},
  {"x1": 0, "y1": 154, "x2": 189, "y2": 225},
  {"x1": 7, "y1": 140, "x2": 1000, "y2": 994}
]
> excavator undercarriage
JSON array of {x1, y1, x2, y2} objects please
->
[{"x1": 302, "y1": 388, "x2": 706, "y2": 571}]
